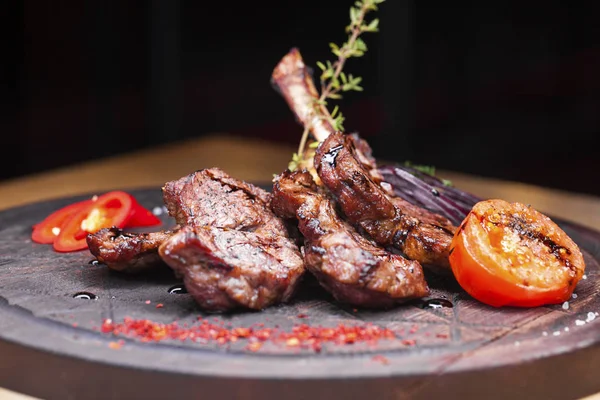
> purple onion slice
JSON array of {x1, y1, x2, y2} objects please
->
[{"x1": 377, "y1": 164, "x2": 482, "y2": 226}]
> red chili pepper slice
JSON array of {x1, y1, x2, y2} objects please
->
[
  {"x1": 53, "y1": 191, "x2": 136, "y2": 252},
  {"x1": 128, "y1": 203, "x2": 161, "y2": 227},
  {"x1": 31, "y1": 199, "x2": 94, "y2": 244},
  {"x1": 32, "y1": 190, "x2": 162, "y2": 252}
]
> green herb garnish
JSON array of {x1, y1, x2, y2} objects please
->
[
  {"x1": 289, "y1": 0, "x2": 385, "y2": 172},
  {"x1": 403, "y1": 161, "x2": 453, "y2": 187}
]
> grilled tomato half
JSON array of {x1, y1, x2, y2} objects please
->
[{"x1": 449, "y1": 199, "x2": 585, "y2": 307}]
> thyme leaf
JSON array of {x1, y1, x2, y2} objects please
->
[{"x1": 289, "y1": 0, "x2": 385, "y2": 171}]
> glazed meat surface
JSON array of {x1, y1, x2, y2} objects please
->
[
  {"x1": 87, "y1": 227, "x2": 174, "y2": 273},
  {"x1": 314, "y1": 132, "x2": 456, "y2": 268},
  {"x1": 162, "y1": 167, "x2": 282, "y2": 238},
  {"x1": 160, "y1": 225, "x2": 305, "y2": 311},
  {"x1": 159, "y1": 168, "x2": 305, "y2": 311},
  {"x1": 271, "y1": 170, "x2": 429, "y2": 307}
]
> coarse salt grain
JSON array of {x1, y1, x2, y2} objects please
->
[
  {"x1": 575, "y1": 320, "x2": 586, "y2": 326},
  {"x1": 564, "y1": 327, "x2": 570, "y2": 332},
  {"x1": 152, "y1": 206, "x2": 163, "y2": 216},
  {"x1": 586, "y1": 312, "x2": 596, "y2": 322},
  {"x1": 583, "y1": 275, "x2": 588, "y2": 280},
  {"x1": 553, "y1": 331, "x2": 561, "y2": 336},
  {"x1": 562, "y1": 301, "x2": 569, "y2": 310},
  {"x1": 572, "y1": 293, "x2": 578, "y2": 299}
]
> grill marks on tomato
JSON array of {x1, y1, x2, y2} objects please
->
[
  {"x1": 449, "y1": 199, "x2": 585, "y2": 307},
  {"x1": 485, "y1": 213, "x2": 574, "y2": 272}
]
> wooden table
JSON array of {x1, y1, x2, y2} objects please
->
[{"x1": 1, "y1": 134, "x2": 599, "y2": 400}]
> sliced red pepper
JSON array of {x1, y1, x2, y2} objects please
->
[
  {"x1": 53, "y1": 191, "x2": 136, "y2": 252},
  {"x1": 128, "y1": 203, "x2": 161, "y2": 227},
  {"x1": 31, "y1": 199, "x2": 94, "y2": 244},
  {"x1": 32, "y1": 190, "x2": 162, "y2": 252}
]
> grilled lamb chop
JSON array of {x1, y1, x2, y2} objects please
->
[
  {"x1": 87, "y1": 227, "x2": 174, "y2": 273},
  {"x1": 271, "y1": 170, "x2": 429, "y2": 307},
  {"x1": 315, "y1": 132, "x2": 456, "y2": 269},
  {"x1": 271, "y1": 48, "x2": 378, "y2": 172},
  {"x1": 159, "y1": 168, "x2": 305, "y2": 311},
  {"x1": 271, "y1": 47, "x2": 332, "y2": 143}
]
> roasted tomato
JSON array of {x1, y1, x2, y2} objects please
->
[{"x1": 449, "y1": 199, "x2": 585, "y2": 307}]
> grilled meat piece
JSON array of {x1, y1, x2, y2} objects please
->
[
  {"x1": 314, "y1": 132, "x2": 456, "y2": 269},
  {"x1": 159, "y1": 168, "x2": 304, "y2": 311},
  {"x1": 86, "y1": 227, "x2": 174, "y2": 273},
  {"x1": 160, "y1": 225, "x2": 305, "y2": 311},
  {"x1": 162, "y1": 168, "x2": 280, "y2": 238},
  {"x1": 272, "y1": 170, "x2": 429, "y2": 307}
]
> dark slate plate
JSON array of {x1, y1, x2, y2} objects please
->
[{"x1": 1, "y1": 187, "x2": 599, "y2": 400}]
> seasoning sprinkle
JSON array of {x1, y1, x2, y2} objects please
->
[
  {"x1": 109, "y1": 340, "x2": 124, "y2": 350},
  {"x1": 586, "y1": 312, "x2": 596, "y2": 322},
  {"x1": 100, "y1": 317, "x2": 401, "y2": 352},
  {"x1": 371, "y1": 355, "x2": 390, "y2": 365},
  {"x1": 152, "y1": 206, "x2": 163, "y2": 216}
]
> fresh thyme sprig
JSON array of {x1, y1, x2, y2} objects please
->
[{"x1": 289, "y1": 0, "x2": 385, "y2": 172}]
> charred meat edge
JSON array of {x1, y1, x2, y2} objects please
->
[
  {"x1": 86, "y1": 227, "x2": 175, "y2": 273},
  {"x1": 271, "y1": 170, "x2": 429, "y2": 307},
  {"x1": 315, "y1": 132, "x2": 455, "y2": 269}
]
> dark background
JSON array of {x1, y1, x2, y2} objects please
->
[{"x1": 2, "y1": 1, "x2": 599, "y2": 195}]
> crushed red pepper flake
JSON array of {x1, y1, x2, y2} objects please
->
[
  {"x1": 156, "y1": 303, "x2": 164, "y2": 309},
  {"x1": 99, "y1": 317, "x2": 403, "y2": 352},
  {"x1": 109, "y1": 340, "x2": 124, "y2": 350},
  {"x1": 371, "y1": 355, "x2": 390, "y2": 365},
  {"x1": 246, "y1": 342, "x2": 263, "y2": 352}
]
